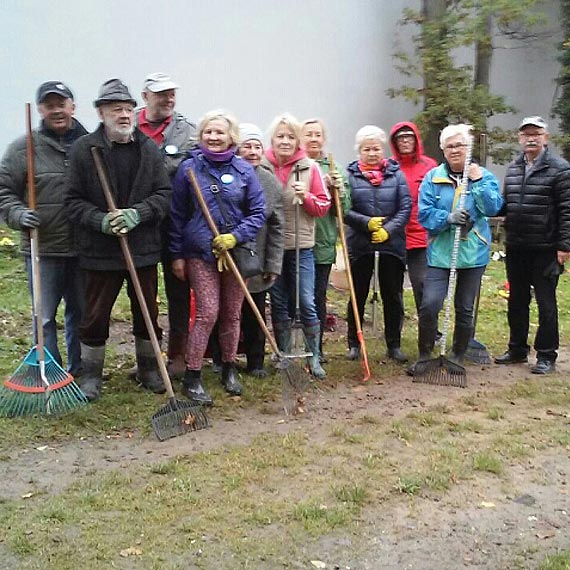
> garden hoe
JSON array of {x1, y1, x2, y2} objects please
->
[
  {"x1": 329, "y1": 154, "x2": 370, "y2": 381},
  {"x1": 413, "y1": 134, "x2": 474, "y2": 388},
  {"x1": 0, "y1": 104, "x2": 88, "y2": 417},
  {"x1": 187, "y1": 168, "x2": 311, "y2": 416},
  {"x1": 91, "y1": 148, "x2": 209, "y2": 440}
]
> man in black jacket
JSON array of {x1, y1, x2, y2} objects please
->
[
  {"x1": 65, "y1": 79, "x2": 171, "y2": 400},
  {"x1": 495, "y1": 116, "x2": 570, "y2": 374}
]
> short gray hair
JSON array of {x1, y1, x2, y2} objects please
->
[
  {"x1": 439, "y1": 124, "x2": 472, "y2": 149},
  {"x1": 198, "y1": 109, "x2": 240, "y2": 146},
  {"x1": 354, "y1": 125, "x2": 387, "y2": 152}
]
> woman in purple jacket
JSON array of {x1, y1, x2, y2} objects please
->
[{"x1": 170, "y1": 110, "x2": 266, "y2": 405}]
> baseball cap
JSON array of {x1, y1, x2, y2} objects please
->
[
  {"x1": 518, "y1": 116, "x2": 548, "y2": 131},
  {"x1": 36, "y1": 81, "x2": 74, "y2": 104},
  {"x1": 239, "y1": 123, "x2": 263, "y2": 145},
  {"x1": 143, "y1": 73, "x2": 179, "y2": 93},
  {"x1": 94, "y1": 78, "x2": 137, "y2": 108},
  {"x1": 394, "y1": 127, "x2": 415, "y2": 138}
]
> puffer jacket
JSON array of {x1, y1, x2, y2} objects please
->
[
  {"x1": 389, "y1": 121, "x2": 438, "y2": 250},
  {"x1": 502, "y1": 147, "x2": 570, "y2": 251},
  {"x1": 169, "y1": 149, "x2": 266, "y2": 262},
  {"x1": 419, "y1": 163, "x2": 503, "y2": 269},
  {"x1": 65, "y1": 124, "x2": 171, "y2": 270},
  {"x1": 0, "y1": 119, "x2": 88, "y2": 256},
  {"x1": 345, "y1": 158, "x2": 411, "y2": 263},
  {"x1": 313, "y1": 155, "x2": 352, "y2": 265}
]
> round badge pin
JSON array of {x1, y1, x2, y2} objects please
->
[
  {"x1": 164, "y1": 144, "x2": 178, "y2": 155},
  {"x1": 221, "y1": 174, "x2": 234, "y2": 184}
]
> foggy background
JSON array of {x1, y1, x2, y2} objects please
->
[{"x1": 0, "y1": 0, "x2": 562, "y2": 168}]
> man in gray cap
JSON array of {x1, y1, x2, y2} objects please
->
[
  {"x1": 136, "y1": 72, "x2": 197, "y2": 377},
  {"x1": 65, "y1": 79, "x2": 171, "y2": 400},
  {"x1": 495, "y1": 116, "x2": 570, "y2": 374},
  {"x1": 0, "y1": 80, "x2": 88, "y2": 377}
]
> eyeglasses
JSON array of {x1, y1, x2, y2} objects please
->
[{"x1": 444, "y1": 143, "x2": 467, "y2": 151}]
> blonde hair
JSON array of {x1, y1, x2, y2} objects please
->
[
  {"x1": 198, "y1": 109, "x2": 240, "y2": 146},
  {"x1": 439, "y1": 124, "x2": 472, "y2": 149},
  {"x1": 301, "y1": 118, "x2": 327, "y2": 139},
  {"x1": 354, "y1": 125, "x2": 387, "y2": 152},
  {"x1": 268, "y1": 112, "x2": 302, "y2": 144}
]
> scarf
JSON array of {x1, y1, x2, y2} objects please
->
[
  {"x1": 358, "y1": 159, "x2": 388, "y2": 186},
  {"x1": 199, "y1": 144, "x2": 236, "y2": 163}
]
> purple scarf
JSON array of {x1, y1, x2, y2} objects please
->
[{"x1": 199, "y1": 144, "x2": 236, "y2": 163}]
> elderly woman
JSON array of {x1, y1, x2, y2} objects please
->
[
  {"x1": 413, "y1": 123, "x2": 502, "y2": 371},
  {"x1": 301, "y1": 118, "x2": 351, "y2": 361},
  {"x1": 345, "y1": 125, "x2": 411, "y2": 363},
  {"x1": 262, "y1": 113, "x2": 331, "y2": 378},
  {"x1": 170, "y1": 110, "x2": 266, "y2": 405}
]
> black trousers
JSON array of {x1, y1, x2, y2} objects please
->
[
  {"x1": 505, "y1": 247, "x2": 560, "y2": 361},
  {"x1": 347, "y1": 253, "x2": 405, "y2": 350},
  {"x1": 241, "y1": 290, "x2": 268, "y2": 370},
  {"x1": 80, "y1": 265, "x2": 162, "y2": 347},
  {"x1": 406, "y1": 247, "x2": 427, "y2": 316},
  {"x1": 162, "y1": 238, "x2": 190, "y2": 340}
]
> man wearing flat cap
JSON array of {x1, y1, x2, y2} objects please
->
[
  {"x1": 495, "y1": 116, "x2": 570, "y2": 374},
  {"x1": 65, "y1": 78, "x2": 171, "y2": 400},
  {"x1": 136, "y1": 72, "x2": 197, "y2": 378},
  {"x1": 0, "y1": 80, "x2": 88, "y2": 377}
]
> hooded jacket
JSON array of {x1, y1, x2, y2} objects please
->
[{"x1": 389, "y1": 122, "x2": 437, "y2": 250}]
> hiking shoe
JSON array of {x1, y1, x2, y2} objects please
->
[
  {"x1": 494, "y1": 350, "x2": 528, "y2": 364},
  {"x1": 531, "y1": 359, "x2": 556, "y2": 375}
]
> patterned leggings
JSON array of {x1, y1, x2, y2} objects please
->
[{"x1": 185, "y1": 258, "x2": 245, "y2": 370}]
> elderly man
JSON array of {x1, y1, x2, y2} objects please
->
[
  {"x1": 495, "y1": 116, "x2": 570, "y2": 374},
  {"x1": 65, "y1": 79, "x2": 171, "y2": 400},
  {"x1": 0, "y1": 81, "x2": 88, "y2": 376},
  {"x1": 136, "y1": 72, "x2": 197, "y2": 377}
]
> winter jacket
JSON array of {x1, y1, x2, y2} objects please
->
[
  {"x1": 262, "y1": 147, "x2": 330, "y2": 250},
  {"x1": 313, "y1": 155, "x2": 352, "y2": 265},
  {"x1": 248, "y1": 165, "x2": 285, "y2": 293},
  {"x1": 136, "y1": 109, "x2": 197, "y2": 178},
  {"x1": 501, "y1": 147, "x2": 570, "y2": 251},
  {"x1": 345, "y1": 158, "x2": 411, "y2": 264},
  {"x1": 418, "y1": 163, "x2": 503, "y2": 269},
  {"x1": 389, "y1": 121, "x2": 438, "y2": 250},
  {"x1": 0, "y1": 119, "x2": 88, "y2": 256},
  {"x1": 65, "y1": 124, "x2": 171, "y2": 271},
  {"x1": 169, "y1": 149, "x2": 266, "y2": 262}
]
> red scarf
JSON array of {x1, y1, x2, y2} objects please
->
[{"x1": 358, "y1": 159, "x2": 388, "y2": 186}]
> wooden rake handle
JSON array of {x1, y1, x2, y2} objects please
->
[
  {"x1": 90, "y1": 147, "x2": 177, "y2": 402},
  {"x1": 187, "y1": 168, "x2": 282, "y2": 357}
]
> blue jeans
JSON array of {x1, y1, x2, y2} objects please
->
[
  {"x1": 270, "y1": 248, "x2": 319, "y2": 328},
  {"x1": 419, "y1": 265, "x2": 485, "y2": 332},
  {"x1": 26, "y1": 256, "x2": 85, "y2": 374}
]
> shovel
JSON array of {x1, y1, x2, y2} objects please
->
[{"x1": 91, "y1": 148, "x2": 209, "y2": 441}]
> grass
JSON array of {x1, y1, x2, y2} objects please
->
[{"x1": 539, "y1": 551, "x2": 570, "y2": 570}]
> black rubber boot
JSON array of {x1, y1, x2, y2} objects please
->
[
  {"x1": 221, "y1": 362, "x2": 242, "y2": 395},
  {"x1": 448, "y1": 326, "x2": 473, "y2": 366},
  {"x1": 408, "y1": 323, "x2": 437, "y2": 376},
  {"x1": 135, "y1": 337, "x2": 166, "y2": 394},
  {"x1": 182, "y1": 369, "x2": 213, "y2": 406},
  {"x1": 79, "y1": 343, "x2": 105, "y2": 401},
  {"x1": 304, "y1": 324, "x2": 326, "y2": 379}
]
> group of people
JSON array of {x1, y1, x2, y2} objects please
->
[{"x1": 1, "y1": 73, "x2": 569, "y2": 408}]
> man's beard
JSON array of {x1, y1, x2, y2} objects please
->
[{"x1": 105, "y1": 120, "x2": 135, "y2": 142}]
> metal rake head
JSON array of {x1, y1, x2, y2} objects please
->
[
  {"x1": 412, "y1": 356, "x2": 467, "y2": 388},
  {"x1": 152, "y1": 399, "x2": 210, "y2": 441},
  {"x1": 278, "y1": 358, "x2": 311, "y2": 416}
]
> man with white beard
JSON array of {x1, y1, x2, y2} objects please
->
[{"x1": 65, "y1": 79, "x2": 171, "y2": 401}]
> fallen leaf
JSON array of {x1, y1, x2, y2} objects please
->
[
  {"x1": 311, "y1": 561, "x2": 326, "y2": 569},
  {"x1": 21, "y1": 492, "x2": 34, "y2": 499},
  {"x1": 35, "y1": 445, "x2": 49, "y2": 452},
  {"x1": 480, "y1": 501, "x2": 496, "y2": 508},
  {"x1": 120, "y1": 547, "x2": 142, "y2": 557}
]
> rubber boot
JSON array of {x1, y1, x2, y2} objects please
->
[
  {"x1": 408, "y1": 323, "x2": 437, "y2": 376},
  {"x1": 221, "y1": 362, "x2": 242, "y2": 396},
  {"x1": 448, "y1": 325, "x2": 473, "y2": 366},
  {"x1": 166, "y1": 332, "x2": 187, "y2": 379},
  {"x1": 273, "y1": 321, "x2": 292, "y2": 354},
  {"x1": 135, "y1": 337, "x2": 166, "y2": 394},
  {"x1": 79, "y1": 343, "x2": 105, "y2": 401},
  {"x1": 304, "y1": 324, "x2": 326, "y2": 379},
  {"x1": 182, "y1": 369, "x2": 213, "y2": 406}
]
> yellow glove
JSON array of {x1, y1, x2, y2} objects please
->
[
  {"x1": 213, "y1": 249, "x2": 229, "y2": 272},
  {"x1": 212, "y1": 233, "x2": 237, "y2": 253},
  {"x1": 371, "y1": 228, "x2": 389, "y2": 244},
  {"x1": 367, "y1": 217, "x2": 385, "y2": 232}
]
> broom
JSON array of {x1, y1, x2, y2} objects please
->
[
  {"x1": 413, "y1": 132, "x2": 474, "y2": 388},
  {"x1": 187, "y1": 168, "x2": 311, "y2": 415},
  {"x1": 0, "y1": 103, "x2": 88, "y2": 417},
  {"x1": 328, "y1": 154, "x2": 371, "y2": 381}
]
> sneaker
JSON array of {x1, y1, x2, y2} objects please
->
[{"x1": 531, "y1": 359, "x2": 556, "y2": 375}]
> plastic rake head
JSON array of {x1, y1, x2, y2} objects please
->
[{"x1": 0, "y1": 347, "x2": 88, "y2": 417}]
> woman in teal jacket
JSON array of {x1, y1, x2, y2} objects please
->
[{"x1": 413, "y1": 124, "x2": 502, "y2": 370}]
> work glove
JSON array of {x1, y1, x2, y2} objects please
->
[
  {"x1": 447, "y1": 208, "x2": 470, "y2": 226},
  {"x1": 109, "y1": 208, "x2": 140, "y2": 234},
  {"x1": 19, "y1": 208, "x2": 40, "y2": 229},
  {"x1": 212, "y1": 233, "x2": 237, "y2": 253},
  {"x1": 101, "y1": 213, "x2": 115, "y2": 235},
  {"x1": 371, "y1": 228, "x2": 389, "y2": 244},
  {"x1": 213, "y1": 249, "x2": 229, "y2": 272},
  {"x1": 367, "y1": 217, "x2": 385, "y2": 232}
]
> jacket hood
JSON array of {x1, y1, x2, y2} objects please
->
[
  {"x1": 389, "y1": 121, "x2": 424, "y2": 162},
  {"x1": 265, "y1": 146, "x2": 307, "y2": 169}
]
